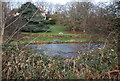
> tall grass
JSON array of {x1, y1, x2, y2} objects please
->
[{"x1": 2, "y1": 43, "x2": 119, "y2": 79}]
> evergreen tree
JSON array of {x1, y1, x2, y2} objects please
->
[{"x1": 18, "y1": 2, "x2": 50, "y2": 32}]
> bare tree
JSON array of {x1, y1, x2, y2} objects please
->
[{"x1": 57, "y1": 2, "x2": 94, "y2": 32}]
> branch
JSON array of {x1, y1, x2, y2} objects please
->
[
  {"x1": 5, "y1": 9, "x2": 39, "y2": 43},
  {"x1": 5, "y1": 2, "x2": 31, "y2": 29}
]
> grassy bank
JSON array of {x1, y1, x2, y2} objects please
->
[
  {"x1": 21, "y1": 25, "x2": 81, "y2": 35},
  {"x1": 13, "y1": 25, "x2": 103, "y2": 44}
]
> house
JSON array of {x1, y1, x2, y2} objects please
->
[
  {"x1": 7, "y1": 8, "x2": 18, "y2": 17},
  {"x1": 38, "y1": 7, "x2": 46, "y2": 20},
  {"x1": 8, "y1": 7, "x2": 47, "y2": 20}
]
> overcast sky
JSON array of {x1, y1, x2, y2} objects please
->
[
  {"x1": 4, "y1": 0, "x2": 118, "y2": 9},
  {"x1": 4, "y1": 0, "x2": 116, "y2": 4},
  {"x1": 45, "y1": 0, "x2": 112, "y2": 4}
]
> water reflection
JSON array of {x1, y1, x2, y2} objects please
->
[{"x1": 28, "y1": 43, "x2": 103, "y2": 58}]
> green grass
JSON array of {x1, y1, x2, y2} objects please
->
[
  {"x1": 21, "y1": 25, "x2": 88, "y2": 36},
  {"x1": 17, "y1": 25, "x2": 103, "y2": 44}
]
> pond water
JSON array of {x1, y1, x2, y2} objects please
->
[{"x1": 28, "y1": 43, "x2": 104, "y2": 58}]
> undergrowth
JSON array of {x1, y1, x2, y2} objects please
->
[{"x1": 2, "y1": 43, "x2": 119, "y2": 79}]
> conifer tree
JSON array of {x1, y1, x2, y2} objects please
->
[{"x1": 18, "y1": 2, "x2": 49, "y2": 32}]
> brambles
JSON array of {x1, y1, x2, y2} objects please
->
[{"x1": 2, "y1": 44, "x2": 119, "y2": 79}]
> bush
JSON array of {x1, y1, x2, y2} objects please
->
[
  {"x1": 21, "y1": 24, "x2": 50, "y2": 32},
  {"x1": 49, "y1": 19, "x2": 56, "y2": 25}
]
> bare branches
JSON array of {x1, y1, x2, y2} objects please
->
[
  {"x1": 5, "y1": 9, "x2": 39, "y2": 43},
  {"x1": 5, "y1": 2, "x2": 31, "y2": 29}
]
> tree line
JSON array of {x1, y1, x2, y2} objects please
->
[{"x1": 55, "y1": 2, "x2": 119, "y2": 37}]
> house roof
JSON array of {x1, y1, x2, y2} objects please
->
[{"x1": 39, "y1": 8, "x2": 46, "y2": 13}]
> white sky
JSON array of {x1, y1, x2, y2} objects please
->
[
  {"x1": 33, "y1": 0, "x2": 113, "y2": 4},
  {"x1": 45, "y1": 0, "x2": 70, "y2": 4},
  {"x1": 5, "y1": 0, "x2": 115, "y2": 9},
  {"x1": 4, "y1": 0, "x2": 116, "y2": 4}
]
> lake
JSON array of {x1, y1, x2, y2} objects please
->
[{"x1": 28, "y1": 43, "x2": 104, "y2": 58}]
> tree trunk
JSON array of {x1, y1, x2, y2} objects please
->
[{"x1": 0, "y1": 1, "x2": 5, "y2": 80}]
